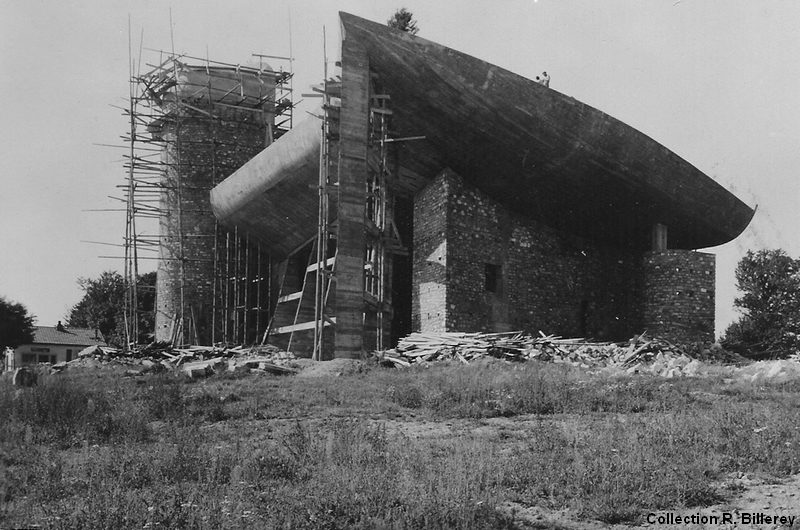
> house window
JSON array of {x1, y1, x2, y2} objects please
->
[
  {"x1": 38, "y1": 354, "x2": 53, "y2": 364},
  {"x1": 66, "y1": 349, "x2": 73, "y2": 362},
  {"x1": 22, "y1": 354, "x2": 36, "y2": 365},
  {"x1": 485, "y1": 263, "x2": 501, "y2": 293}
]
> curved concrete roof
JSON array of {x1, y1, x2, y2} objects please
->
[
  {"x1": 210, "y1": 115, "x2": 321, "y2": 257},
  {"x1": 211, "y1": 12, "x2": 754, "y2": 253}
]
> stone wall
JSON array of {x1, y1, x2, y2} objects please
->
[
  {"x1": 155, "y1": 108, "x2": 268, "y2": 344},
  {"x1": 412, "y1": 173, "x2": 450, "y2": 332},
  {"x1": 411, "y1": 170, "x2": 716, "y2": 343},
  {"x1": 642, "y1": 250, "x2": 715, "y2": 342}
]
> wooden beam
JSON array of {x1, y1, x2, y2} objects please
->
[
  {"x1": 273, "y1": 318, "x2": 336, "y2": 335},
  {"x1": 305, "y1": 256, "x2": 335, "y2": 273},
  {"x1": 277, "y1": 291, "x2": 303, "y2": 303}
]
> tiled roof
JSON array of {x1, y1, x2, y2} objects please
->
[{"x1": 31, "y1": 326, "x2": 106, "y2": 346}]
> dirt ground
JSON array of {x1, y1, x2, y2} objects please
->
[{"x1": 493, "y1": 476, "x2": 800, "y2": 529}]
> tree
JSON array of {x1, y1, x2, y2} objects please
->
[
  {"x1": 722, "y1": 249, "x2": 800, "y2": 358},
  {"x1": 387, "y1": 8, "x2": 419, "y2": 35},
  {"x1": 0, "y1": 297, "x2": 35, "y2": 350},
  {"x1": 67, "y1": 271, "x2": 156, "y2": 347}
]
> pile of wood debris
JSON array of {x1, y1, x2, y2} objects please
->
[
  {"x1": 374, "y1": 331, "x2": 748, "y2": 376},
  {"x1": 53, "y1": 343, "x2": 298, "y2": 378},
  {"x1": 46, "y1": 331, "x2": 753, "y2": 380}
]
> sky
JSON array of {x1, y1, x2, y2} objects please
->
[{"x1": 1, "y1": 0, "x2": 798, "y2": 338}]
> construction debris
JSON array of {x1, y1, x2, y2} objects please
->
[
  {"x1": 58, "y1": 342, "x2": 298, "y2": 378},
  {"x1": 373, "y1": 331, "x2": 751, "y2": 377},
  {"x1": 23, "y1": 331, "x2": 800, "y2": 382}
]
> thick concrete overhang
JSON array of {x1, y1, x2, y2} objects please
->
[
  {"x1": 211, "y1": 12, "x2": 754, "y2": 252},
  {"x1": 210, "y1": 116, "x2": 321, "y2": 257}
]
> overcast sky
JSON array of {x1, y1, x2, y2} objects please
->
[{"x1": 1, "y1": 0, "x2": 798, "y2": 338}]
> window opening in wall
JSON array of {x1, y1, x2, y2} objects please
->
[
  {"x1": 485, "y1": 263, "x2": 500, "y2": 293},
  {"x1": 66, "y1": 349, "x2": 73, "y2": 362}
]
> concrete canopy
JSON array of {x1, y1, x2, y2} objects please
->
[
  {"x1": 210, "y1": 12, "x2": 754, "y2": 252},
  {"x1": 210, "y1": 116, "x2": 322, "y2": 258}
]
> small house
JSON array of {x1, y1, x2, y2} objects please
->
[{"x1": 5, "y1": 321, "x2": 105, "y2": 370}]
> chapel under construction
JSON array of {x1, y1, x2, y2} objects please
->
[{"x1": 120, "y1": 13, "x2": 754, "y2": 360}]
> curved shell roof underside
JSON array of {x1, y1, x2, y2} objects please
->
[{"x1": 211, "y1": 13, "x2": 754, "y2": 254}]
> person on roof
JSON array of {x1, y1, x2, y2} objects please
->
[{"x1": 541, "y1": 71, "x2": 550, "y2": 87}]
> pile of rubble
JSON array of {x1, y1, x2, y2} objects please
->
[
  {"x1": 35, "y1": 331, "x2": 799, "y2": 382},
  {"x1": 52, "y1": 342, "x2": 299, "y2": 378},
  {"x1": 375, "y1": 331, "x2": 751, "y2": 377}
]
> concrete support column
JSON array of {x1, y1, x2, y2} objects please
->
[
  {"x1": 651, "y1": 223, "x2": 668, "y2": 251},
  {"x1": 334, "y1": 38, "x2": 370, "y2": 358}
]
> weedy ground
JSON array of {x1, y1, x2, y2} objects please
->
[{"x1": 1, "y1": 360, "x2": 800, "y2": 529}]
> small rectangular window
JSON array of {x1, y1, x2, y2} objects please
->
[
  {"x1": 485, "y1": 263, "x2": 500, "y2": 293},
  {"x1": 66, "y1": 349, "x2": 73, "y2": 362}
]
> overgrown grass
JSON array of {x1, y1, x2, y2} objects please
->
[
  {"x1": 388, "y1": 363, "x2": 699, "y2": 417},
  {"x1": 2, "y1": 361, "x2": 800, "y2": 527},
  {"x1": 0, "y1": 375, "x2": 150, "y2": 447}
]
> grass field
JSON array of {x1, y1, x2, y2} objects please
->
[{"x1": 2, "y1": 360, "x2": 800, "y2": 528}]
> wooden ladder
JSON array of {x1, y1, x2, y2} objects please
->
[{"x1": 262, "y1": 238, "x2": 336, "y2": 352}]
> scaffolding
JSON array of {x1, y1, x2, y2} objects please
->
[
  {"x1": 312, "y1": 72, "x2": 342, "y2": 360},
  {"x1": 262, "y1": 63, "x2": 407, "y2": 359},
  {"x1": 119, "y1": 48, "x2": 293, "y2": 348},
  {"x1": 365, "y1": 91, "x2": 392, "y2": 352}
]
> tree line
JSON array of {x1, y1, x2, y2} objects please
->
[{"x1": 0, "y1": 271, "x2": 154, "y2": 350}]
